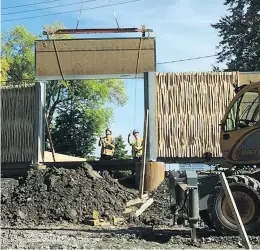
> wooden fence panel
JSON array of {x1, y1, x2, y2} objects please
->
[
  {"x1": 1, "y1": 84, "x2": 36, "y2": 162},
  {"x1": 156, "y1": 72, "x2": 237, "y2": 158}
]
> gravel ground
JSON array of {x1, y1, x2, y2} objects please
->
[
  {"x1": 2, "y1": 225, "x2": 260, "y2": 249},
  {"x1": 2, "y1": 170, "x2": 260, "y2": 249}
]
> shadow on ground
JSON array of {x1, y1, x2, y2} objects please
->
[{"x1": 1, "y1": 226, "x2": 220, "y2": 244}]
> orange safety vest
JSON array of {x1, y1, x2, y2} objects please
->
[{"x1": 101, "y1": 136, "x2": 115, "y2": 156}]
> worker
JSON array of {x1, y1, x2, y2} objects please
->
[
  {"x1": 128, "y1": 129, "x2": 143, "y2": 160},
  {"x1": 98, "y1": 128, "x2": 115, "y2": 160}
]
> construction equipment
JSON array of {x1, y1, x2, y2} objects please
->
[{"x1": 169, "y1": 81, "x2": 260, "y2": 236}]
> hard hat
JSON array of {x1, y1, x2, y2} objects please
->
[{"x1": 133, "y1": 129, "x2": 139, "y2": 135}]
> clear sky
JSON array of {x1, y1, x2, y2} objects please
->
[{"x1": 1, "y1": 0, "x2": 228, "y2": 161}]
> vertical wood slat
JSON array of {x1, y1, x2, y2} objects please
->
[
  {"x1": 156, "y1": 72, "x2": 236, "y2": 158},
  {"x1": 1, "y1": 84, "x2": 36, "y2": 163}
]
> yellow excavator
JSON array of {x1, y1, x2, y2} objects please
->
[
  {"x1": 220, "y1": 81, "x2": 260, "y2": 165},
  {"x1": 170, "y1": 81, "x2": 260, "y2": 236}
]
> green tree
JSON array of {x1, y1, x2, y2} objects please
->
[
  {"x1": 1, "y1": 26, "x2": 36, "y2": 81},
  {"x1": 0, "y1": 58, "x2": 10, "y2": 82},
  {"x1": 114, "y1": 135, "x2": 131, "y2": 160},
  {"x1": 1, "y1": 24, "x2": 127, "y2": 157},
  {"x1": 212, "y1": 0, "x2": 260, "y2": 71},
  {"x1": 212, "y1": 65, "x2": 221, "y2": 72},
  {"x1": 51, "y1": 106, "x2": 105, "y2": 157}
]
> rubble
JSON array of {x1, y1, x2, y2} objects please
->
[
  {"x1": 1, "y1": 178, "x2": 19, "y2": 203},
  {"x1": 1, "y1": 165, "x2": 138, "y2": 226},
  {"x1": 137, "y1": 178, "x2": 175, "y2": 226}
]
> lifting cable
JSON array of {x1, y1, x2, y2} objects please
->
[
  {"x1": 76, "y1": 0, "x2": 85, "y2": 29},
  {"x1": 133, "y1": 37, "x2": 143, "y2": 128},
  {"x1": 46, "y1": 33, "x2": 65, "y2": 81},
  {"x1": 52, "y1": 39, "x2": 65, "y2": 81},
  {"x1": 133, "y1": 79, "x2": 137, "y2": 128},
  {"x1": 113, "y1": 10, "x2": 120, "y2": 29}
]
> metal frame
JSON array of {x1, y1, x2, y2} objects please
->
[
  {"x1": 43, "y1": 26, "x2": 153, "y2": 37},
  {"x1": 34, "y1": 72, "x2": 158, "y2": 164},
  {"x1": 33, "y1": 81, "x2": 46, "y2": 165},
  {"x1": 240, "y1": 71, "x2": 260, "y2": 75},
  {"x1": 157, "y1": 157, "x2": 225, "y2": 164},
  {"x1": 144, "y1": 72, "x2": 157, "y2": 161},
  {"x1": 33, "y1": 72, "x2": 157, "y2": 166},
  {"x1": 36, "y1": 73, "x2": 145, "y2": 81}
]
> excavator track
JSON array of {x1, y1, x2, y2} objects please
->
[{"x1": 207, "y1": 175, "x2": 260, "y2": 236}]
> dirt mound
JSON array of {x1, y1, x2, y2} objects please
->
[
  {"x1": 1, "y1": 178, "x2": 19, "y2": 203},
  {"x1": 138, "y1": 178, "x2": 174, "y2": 226},
  {"x1": 1, "y1": 165, "x2": 138, "y2": 226}
]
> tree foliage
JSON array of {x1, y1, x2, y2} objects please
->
[
  {"x1": 114, "y1": 135, "x2": 130, "y2": 160},
  {"x1": 0, "y1": 58, "x2": 10, "y2": 82},
  {"x1": 1, "y1": 26, "x2": 36, "y2": 81},
  {"x1": 51, "y1": 106, "x2": 108, "y2": 157},
  {"x1": 1, "y1": 24, "x2": 127, "y2": 157},
  {"x1": 212, "y1": 0, "x2": 260, "y2": 71}
]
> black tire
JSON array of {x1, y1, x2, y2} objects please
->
[
  {"x1": 199, "y1": 210, "x2": 214, "y2": 229},
  {"x1": 207, "y1": 175, "x2": 260, "y2": 236}
]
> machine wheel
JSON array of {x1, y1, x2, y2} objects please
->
[
  {"x1": 207, "y1": 175, "x2": 260, "y2": 235},
  {"x1": 199, "y1": 210, "x2": 214, "y2": 229}
]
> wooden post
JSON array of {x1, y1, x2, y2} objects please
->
[
  {"x1": 139, "y1": 109, "x2": 149, "y2": 198},
  {"x1": 45, "y1": 114, "x2": 56, "y2": 162},
  {"x1": 219, "y1": 172, "x2": 252, "y2": 250}
]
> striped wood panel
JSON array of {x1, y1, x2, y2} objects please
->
[
  {"x1": 1, "y1": 84, "x2": 36, "y2": 162},
  {"x1": 156, "y1": 72, "x2": 237, "y2": 158}
]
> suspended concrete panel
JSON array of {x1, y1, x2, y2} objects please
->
[
  {"x1": 35, "y1": 38, "x2": 156, "y2": 80},
  {"x1": 156, "y1": 72, "x2": 237, "y2": 159}
]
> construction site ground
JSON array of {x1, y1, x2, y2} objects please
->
[
  {"x1": 2, "y1": 165, "x2": 260, "y2": 249},
  {"x1": 2, "y1": 225, "x2": 260, "y2": 249}
]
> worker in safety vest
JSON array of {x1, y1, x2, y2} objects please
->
[
  {"x1": 128, "y1": 129, "x2": 143, "y2": 160},
  {"x1": 98, "y1": 128, "x2": 115, "y2": 160}
]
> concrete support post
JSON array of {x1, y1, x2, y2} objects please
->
[
  {"x1": 33, "y1": 81, "x2": 46, "y2": 166},
  {"x1": 144, "y1": 72, "x2": 157, "y2": 161}
]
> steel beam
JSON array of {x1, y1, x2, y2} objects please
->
[
  {"x1": 43, "y1": 27, "x2": 153, "y2": 36},
  {"x1": 157, "y1": 157, "x2": 225, "y2": 164},
  {"x1": 33, "y1": 81, "x2": 45, "y2": 165},
  {"x1": 144, "y1": 72, "x2": 157, "y2": 161},
  {"x1": 35, "y1": 73, "x2": 144, "y2": 81}
]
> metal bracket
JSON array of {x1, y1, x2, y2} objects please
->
[
  {"x1": 186, "y1": 171, "x2": 198, "y2": 187},
  {"x1": 43, "y1": 26, "x2": 153, "y2": 37}
]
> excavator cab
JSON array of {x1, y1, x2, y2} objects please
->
[{"x1": 220, "y1": 81, "x2": 260, "y2": 165}]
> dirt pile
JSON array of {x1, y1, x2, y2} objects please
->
[
  {"x1": 1, "y1": 164, "x2": 138, "y2": 226},
  {"x1": 1, "y1": 178, "x2": 19, "y2": 203},
  {"x1": 138, "y1": 178, "x2": 174, "y2": 226}
]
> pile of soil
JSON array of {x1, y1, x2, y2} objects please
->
[
  {"x1": 139, "y1": 178, "x2": 175, "y2": 226},
  {"x1": 1, "y1": 178, "x2": 19, "y2": 202},
  {"x1": 1, "y1": 164, "x2": 138, "y2": 226}
]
